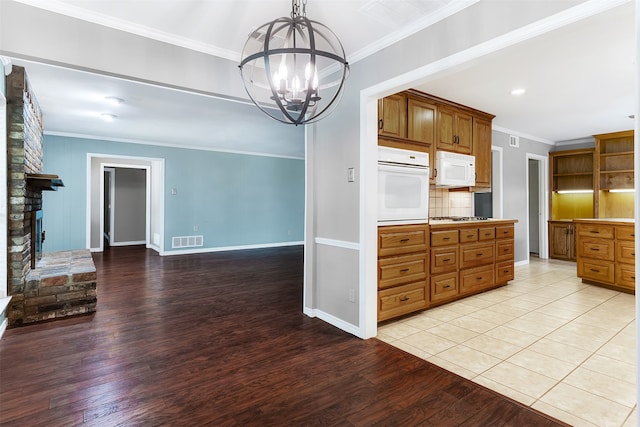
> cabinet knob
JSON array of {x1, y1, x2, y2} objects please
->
[{"x1": 399, "y1": 296, "x2": 409, "y2": 302}]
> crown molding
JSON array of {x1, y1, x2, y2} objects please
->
[{"x1": 10, "y1": 0, "x2": 240, "y2": 61}]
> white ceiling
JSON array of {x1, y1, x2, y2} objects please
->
[{"x1": 3, "y1": 0, "x2": 637, "y2": 157}]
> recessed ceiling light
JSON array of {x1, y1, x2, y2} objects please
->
[
  {"x1": 100, "y1": 113, "x2": 117, "y2": 122},
  {"x1": 105, "y1": 96, "x2": 124, "y2": 105},
  {"x1": 510, "y1": 88, "x2": 526, "y2": 96}
]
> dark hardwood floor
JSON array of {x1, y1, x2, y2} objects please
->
[{"x1": 0, "y1": 246, "x2": 568, "y2": 426}]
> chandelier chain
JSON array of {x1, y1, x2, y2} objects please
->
[{"x1": 291, "y1": 0, "x2": 307, "y2": 18}]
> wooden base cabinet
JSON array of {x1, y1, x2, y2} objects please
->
[
  {"x1": 549, "y1": 221, "x2": 576, "y2": 261},
  {"x1": 378, "y1": 221, "x2": 517, "y2": 322},
  {"x1": 377, "y1": 224, "x2": 429, "y2": 321},
  {"x1": 575, "y1": 219, "x2": 634, "y2": 293}
]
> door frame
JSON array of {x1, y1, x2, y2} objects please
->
[
  {"x1": 103, "y1": 167, "x2": 115, "y2": 246},
  {"x1": 526, "y1": 153, "x2": 549, "y2": 259},
  {"x1": 86, "y1": 153, "x2": 164, "y2": 253}
]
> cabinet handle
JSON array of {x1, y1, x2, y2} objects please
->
[
  {"x1": 590, "y1": 268, "x2": 600, "y2": 273},
  {"x1": 443, "y1": 237, "x2": 450, "y2": 240},
  {"x1": 631, "y1": 253, "x2": 635, "y2": 256},
  {"x1": 476, "y1": 276, "x2": 483, "y2": 281},
  {"x1": 400, "y1": 268, "x2": 410, "y2": 273},
  {"x1": 591, "y1": 248, "x2": 599, "y2": 251},
  {"x1": 443, "y1": 258, "x2": 451, "y2": 262},
  {"x1": 399, "y1": 296, "x2": 409, "y2": 302},
  {"x1": 400, "y1": 238, "x2": 410, "y2": 243},
  {"x1": 631, "y1": 276, "x2": 636, "y2": 280},
  {"x1": 467, "y1": 234, "x2": 474, "y2": 238},
  {"x1": 503, "y1": 269, "x2": 510, "y2": 273},
  {"x1": 378, "y1": 119, "x2": 383, "y2": 130},
  {"x1": 443, "y1": 285, "x2": 451, "y2": 289},
  {"x1": 476, "y1": 253, "x2": 483, "y2": 257},
  {"x1": 590, "y1": 231, "x2": 600, "y2": 234}
]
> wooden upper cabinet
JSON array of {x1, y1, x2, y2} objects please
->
[
  {"x1": 473, "y1": 118, "x2": 492, "y2": 188},
  {"x1": 437, "y1": 105, "x2": 472, "y2": 154},
  {"x1": 407, "y1": 97, "x2": 436, "y2": 145},
  {"x1": 378, "y1": 94, "x2": 407, "y2": 138},
  {"x1": 407, "y1": 96, "x2": 437, "y2": 180}
]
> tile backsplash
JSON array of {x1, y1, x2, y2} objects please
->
[{"x1": 429, "y1": 187, "x2": 473, "y2": 217}]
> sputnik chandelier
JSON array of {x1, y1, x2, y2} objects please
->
[{"x1": 239, "y1": 0, "x2": 349, "y2": 125}]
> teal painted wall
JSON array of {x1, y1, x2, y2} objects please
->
[{"x1": 42, "y1": 135, "x2": 305, "y2": 253}]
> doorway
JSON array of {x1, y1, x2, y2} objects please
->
[
  {"x1": 87, "y1": 154, "x2": 164, "y2": 253},
  {"x1": 526, "y1": 154, "x2": 548, "y2": 259},
  {"x1": 102, "y1": 167, "x2": 147, "y2": 248}
]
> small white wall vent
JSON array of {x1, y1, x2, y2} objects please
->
[
  {"x1": 509, "y1": 135, "x2": 520, "y2": 148},
  {"x1": 172, "y1": 235, "x2": 203, "y2": 249}
]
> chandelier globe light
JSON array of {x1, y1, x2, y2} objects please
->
[{"x1": 239, "y1": 0, "x2": 349, "y2": 125}]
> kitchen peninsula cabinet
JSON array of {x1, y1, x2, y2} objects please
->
[
  {"x1": 378, "y1": 219, "x2": 517, "y2": 322},
  {"x1": 575, "y1": 219, "x2": 635, "y2": 293}
]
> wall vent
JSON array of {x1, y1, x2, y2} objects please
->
[
  {"x1": 172, "y1": 235, "x2": 203, "y2": 249},
  {"x1": 509, "y1": 135, "x2": 520, "y2": 148}
]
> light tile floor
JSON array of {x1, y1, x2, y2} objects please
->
[{"x1": 377, "y1": 258, "x2": 637, "y2": 427}]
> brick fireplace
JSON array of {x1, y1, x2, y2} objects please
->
[{"x1": 6, "y1": 65, "x2": 97, "y2": 326}]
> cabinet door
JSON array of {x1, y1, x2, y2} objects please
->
[
  {"x1": 549, "y1": 223, "x2": 572, "y2": 260},
  {"x1": 473, "y1": 118, "x2": 492, "y2": 188},
  {"x1": 455, "y1": 111, "x2": 473, "y2": 154},
  {"x1": 407, "y1": 97, "x2": 436, "y2": 144},
  {"x1": 407, "y1": 97, "x2": 436, "y2": 181},
  {"x1": 436, "y1": 106, "x2": 456, "y2": 151},
  {"x1": 378, "y1": 94, "x2": 407, "y2": 138}
]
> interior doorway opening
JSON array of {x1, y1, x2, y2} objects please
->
[{"x1": 526, "y1": 154, "x2": 549, "y2": 260}]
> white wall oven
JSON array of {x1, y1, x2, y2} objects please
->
[{"x1": 378, "y1": 146, "x2": 429, "y2": 222}]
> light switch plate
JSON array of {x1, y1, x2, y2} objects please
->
[{"x1": 347, "y1": 168, "x2": 355, "y2": 182}]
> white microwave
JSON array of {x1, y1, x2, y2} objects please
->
[
  {"x1": 435, "y1": 151, "x2": 476, "y2": 188},
  {"x1": 378, "y1": 146, "x2": 430, "y2": 222}
]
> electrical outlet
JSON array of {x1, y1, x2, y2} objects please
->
[
  {"x1": 193, "y1": 225, "x2": 198, "y2": 232},
  {"x1": 171, "y1": 188, "x2": 177, "y2": 195},
  {"x1": 348, "y1": 288, "x2": 356, "y2": 303}
]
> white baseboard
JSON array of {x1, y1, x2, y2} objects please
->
[
  {"x1": 111, "y1": 240, "x2": 146, "y2": 247},
  {"x1": 159, "y1": 241, "x2": 304, "y2": 256},
  {"x1": 303, "y1": 307, "x2": 362, "y2": 338}
]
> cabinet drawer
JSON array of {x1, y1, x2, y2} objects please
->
[
  {"x1": 378, "y1": 253, "x2": 428, "y2": 289},
  {"x1": 496, "y1": 239, "x2": 514, "y2": 261},
  {"x1": 496, "y1": 261, "x2": 514, "y2": 284},
  {"x1": 431, "y1": 230, "x2": 459, "y2": 247},
  {"x1": 495, "y1": 225, "x2": 514, "y2": 239},
  {"x1": 460, "y1": 265, "x2": 495, "y2": 294},
  {"x1": 431, "y1": 246, "x2": 458, "y2": 274},
  {"x1": 378, "y1": 281, "x2": 427, "y2": 321},
  {"x1": 378, "y1": 225, "x2": 429, "y2": 257},
  {"x1": 616, "y1": 226, "x2": 635, "y2": 241},
  {"x1": 616, "y1": 241, "x2": 635, "y2": 265},
  {"x1": 431, "y1": 272, "x2": 458, "y2": 303},
  {"x1": 579, "y1": 237, "x2": 614, "y2": 261},
  {"x1": 479, "y1": 227, "x2": 495, "y2": 241},
  {"x1": 615, "y1": 263, "x2": 636, "y2": 290},
  {"x1": 578, "y1": 259, "x2": 614, "y2": 284},
  {"x1": 577, "y1": 224, "x2": 614, "y2": 239},
  {"x1": 459, "y1": 228, "x2": 478, "y2": 243},
  {"x1": 460, "y1": 242, "x2": 494, "y2": 269}
]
